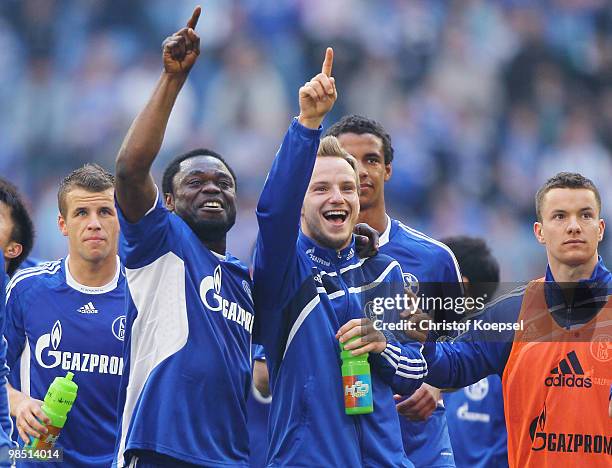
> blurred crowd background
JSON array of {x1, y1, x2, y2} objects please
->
[{"x1": 1, "y1": 0, "x2": 611, "y2": 281}]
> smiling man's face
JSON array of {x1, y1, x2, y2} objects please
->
[
  {"x1": 168, "y1": 155, "x2": 237, "y2": 242},
  {"x1": 301, "y1": 156, "x2": 360, "y2": 250}
]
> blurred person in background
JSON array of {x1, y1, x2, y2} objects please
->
[
  {"x1": 4, "y1": 164, "x2": 125, "y2": 468},
  {"x1": 440, "y1": 236, "x2": 508, "y2": 468},
  {"x1": 5, "y1": 1, "x2": 612, "y2": 276},
  {"x1": 326, "y1": 114, "x2": 462, "y2": 467}
]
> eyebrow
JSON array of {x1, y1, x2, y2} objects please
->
[
  {"x1": 184, "y1": 169, "x2": 233, "y2": 180},
  {"x1": 551, "y1": 206, "x2": 595, "y2": 214}
]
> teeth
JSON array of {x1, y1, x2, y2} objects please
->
[
  {"x1": 204, "y1": 201, "x2": 221, "y2": 208},
  {"x1": 323, "y1": 210, "x2": 348, "y2": 221}
]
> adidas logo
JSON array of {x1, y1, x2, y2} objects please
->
[
  {"x1": 545, "y1": 351, "x2": 592, "y2": 388},
  {"x1": 77, "y1": 302, "x2": 99, "y2": 314}
]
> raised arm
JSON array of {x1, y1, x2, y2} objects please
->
[
  {"x1": 115, "y1": 6, "x2": 201, "y2": 222},
  {"x1": 254, "y1": 48, "x2": 337, "y2": 306}
]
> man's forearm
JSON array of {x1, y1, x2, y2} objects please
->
[
  {"x1": 115, "y1": 72, "x2": 186, "y2": 222},
  {"x1": 116, "y1": 72, "x2": 186, "y2": 181}
]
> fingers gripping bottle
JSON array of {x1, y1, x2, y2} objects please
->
[
  {"x1": 340, "y1": 338, "x2": 374, "y2": 415},
  {"x1": 25, "y1": 371, "x2": 78, "y2": 452}
]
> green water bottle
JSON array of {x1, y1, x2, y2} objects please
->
[
  {"x1": 340, "y1": 337, "x2": 374, "y2": 415},
  {"x1": 24, "y1": 371, "x2": 78, "y2": 452}
]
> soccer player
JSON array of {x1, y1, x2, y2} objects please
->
[
  {"x1": 4, "y1": 164, "x2": 125, "y2": 467},
  {"x1": 0, "y1": 179, "x2": 35, "y2": 277},
  {"x1": 325, "y1": 115, "x2": 462, "y2": 467},
  {"x1": 440, "y1": 236, "x2": 508, "y2": 468},
  {"x1": 253, "y1": 48, "x2": 427, "y2": 467},
  {"x1": 113, "y1": 7, "x2": 254, "y2": 467},
  {"x1": 422, "y1": 173, "x2": 611, "y2": 467}
]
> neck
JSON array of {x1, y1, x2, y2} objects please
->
[
  {"x1": 203, "y1": 238, "x2": 226, "y2": 256},
  {"x1": 68, "y1": 254, "x2": 117, "y2": 287},
  {"x1": 358, "y1": 203, "x2": 387, "y2": 233},
  {"x1": 548, "y1": 254, "x2": 599, "y2": 283}
]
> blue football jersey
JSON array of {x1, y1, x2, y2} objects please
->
[
  {"x1": 444, "y1": 376, "x2": 509, "y2": 468},
  {"x1": 379, "y1": 216, "x2": 461, "y2": 467},
  {"x1": 4, "y1": 258, "x2": 125, "y2": 468},
  {"x1": 114, "y1": 189, "x2": 254, "y2": 467},
  {"x1": 0, "y1": 258, "x2": 13, "y2": 467}
]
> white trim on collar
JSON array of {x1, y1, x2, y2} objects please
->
[
  {"x1": 378, "y1": 215, "x2": 392, "y2": 248},
  {"x1": 211, "y1": 250, "x2": 226, "y2": 261},
  {"x1": 65, "y1": 255, "x2": 121, "y2": 294}
]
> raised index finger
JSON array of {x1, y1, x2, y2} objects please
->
[
  {"x1": 322, "y1": 47, "x2": 333, "y2": 77},
  {"x1": 187, "y1": 6, "x2": 202, "y2": 29}
]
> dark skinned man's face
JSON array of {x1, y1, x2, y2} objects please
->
[{"x1": 167, "y1": 156, "x2": 237, "y2": 242}]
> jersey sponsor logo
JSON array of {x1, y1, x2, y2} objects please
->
[
  {"x1": 34, "y1": 320, "x2": 123, "y2": 375},
  {"x1": 456, "y1": 402, "x2": 490, "y2": 423},
  {"x1": 305, "y1": 248, "x2": 331, "y2": 267},
  {"x1": 529, "y1": 403, "x2": 611, "y2": 455},
  {"x1": 545, "y1": 351, "x2": 592, "y2": 388},
  {"x1": 200, "y1": 265, "x2": 253, "y2": 333},
  {"x1": 77, "y1": 302, "x2": 98, "y2": 314},
  {"x1": 112, "y1": 316, "x2": 126, "y2": 341},
  {"x1": 464, "y1": 378, "x2": 489, "y2": 401},
  {"x1": 589, "y1": 334, "x2": 612, "y2": 363},
  {"x1": 402, "y1": 272, "x2": 419, "y2": 295}
]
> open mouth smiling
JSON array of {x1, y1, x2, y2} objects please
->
[{"x1": 323, "y1": 210, "x2": 348, "y2": 225}]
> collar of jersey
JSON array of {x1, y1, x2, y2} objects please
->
[
  {"x1": 378, "y1": 214, "x2": 392, "y2": 247},
  {"x1": 65, "y1": 255, "x2": 121, "y2": 294},
  {"x1": 298, "y1": 231, "x2": 358, "y2": 270},
  {"x1": 543, "y1": 256, "x2": 611, "y2": 310}
]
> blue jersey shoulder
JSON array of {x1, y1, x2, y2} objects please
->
[
  {"x1": 5, "y1": 260, "x2": 64, "y2": 303},
  {"x1": 386, "y1": 219, "x2": 461, "y2": 281}
]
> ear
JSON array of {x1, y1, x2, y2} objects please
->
[
  {"x1": 58, "y1": 214, "x2": 68, "y2": 237},
  {"x1": 533, "y1": 221, "x2": 546, "y2": 245},
  {"x1": 3, "y1": 240, "x2": 22, "y2": 260},
  {"x1": 384, "y1": 163, "x2": 392, "y2": 182},
  {"x1": 461, "y1": 276, "x2": 470, "y2": 298},
  {"x1": 598, "y1": 218, "x2": 605, "y2": 242},
  {"x1": 165, "y1": 193, "x2": 175, "y2": 211}
]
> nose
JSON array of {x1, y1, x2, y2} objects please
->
[
  {"x1": 87, "y1": 214, "x2": 102, "y2": 230},
  {"x1": 201, "y1": 181, "x2": 221, "y2": 193},
  {"x1": 329, "y1": 185, "x2": 344, "y2": 203},
  {"x1": 356, "y1": 161, "x2": 368, "y2": 181},
  {"x1": 566, "y1": 215, "x2": 582, "y2": 234}
]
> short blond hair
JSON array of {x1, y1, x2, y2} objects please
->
[{"x1": 316, "y1": 136, "x2": 360, "y2": 190}]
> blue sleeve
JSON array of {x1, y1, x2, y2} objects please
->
[
  {"x1": 116, "y1": 186, "x2": 175, "y2": 268},
  {"x1": 368, "y1": 263, "x2": 428, "y2": 395},
  {"x1": 253, "y1": 119, "x2": 321, "y2": 334},
  {"x1": 423, "y1": 294, "x2": 521, "y2": 388},
  {"x1": 0, "y1": 265, "x2": 15, "y2": 458},
  {"x1": 3, "y1": 284, "x2": 26, "y2": 372},
  {"x1": 252, "y1": 344, "x2": 266, "y2": 362}
]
